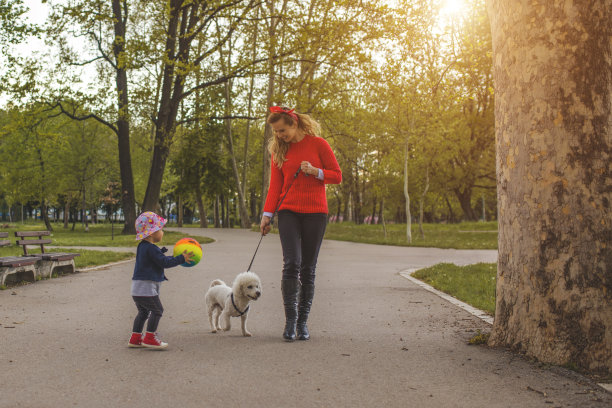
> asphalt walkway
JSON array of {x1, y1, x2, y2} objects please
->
[{"x1": 1, "y1": 228, "x2": 609, "y2": 407}]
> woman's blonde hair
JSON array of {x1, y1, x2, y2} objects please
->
[{"x1": 267, "y1": 109, "x2": 321, "y2": 168}]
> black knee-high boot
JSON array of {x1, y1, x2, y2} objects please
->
[
  {"x1": 281, "y1": 279, "x2": 300, "y2": 341},
  {"x1": 297, "y1": 284, "x2": 315, "y2": 340}
]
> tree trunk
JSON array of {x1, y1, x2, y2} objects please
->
[
  {"x1": 404, "y1": 137, "x2": 412, "y2": 243},
  {"x1": 419, "y1": 164, "x2": 430, "y2": 239},
  {"x1": 41, "y1": 199, "x2": 52, "y2": 231},
  {"x1": 177, "y1": 193, "x2": 183, "y2": 227},
  {"x1": 111, "y1": 0, "x2": 136, "y2": 235},
  {"x1": 63, "y1": 201, "x2": 69, "y2": 228},
  {"x1": 454, "y1": 186, "x2": 477, "y2": 221},
  {"x1": 488, "y1": 0, "x2": 611, "y2": 374},
  {"x1": 195, "y1": 184, "x2": 208, "y2": 228},
  {"x1": 214, "y1": 195, "x2": 221, "y2": 228}
]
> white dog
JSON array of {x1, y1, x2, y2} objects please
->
[{"x1": 205, "y1": 271, "x2": 262, "y2": 337}]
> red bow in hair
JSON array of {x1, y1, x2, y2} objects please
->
[{"x1": 269, "y1": 106, "x2": 298, "y2": 122}]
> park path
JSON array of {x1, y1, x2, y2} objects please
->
[{"x1": 0, "y1": 228, "x2": 610, "y2": 408}]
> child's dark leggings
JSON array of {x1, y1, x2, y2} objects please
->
[
  {"x1": 277, "y1": 210, "x2": 327, "y2": 285},
  {"x1": 132, "y1": 296, "x2": 164, "y2": 333}
]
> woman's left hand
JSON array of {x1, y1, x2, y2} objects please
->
[{"x1": 301, "y1": 161, "x2": 318, "y2": 176}]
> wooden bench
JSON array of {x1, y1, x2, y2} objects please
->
[
  {"x1": 15, "y1": 231, "x2": 80, "y2": 278},
  {"x1": 0, "y1": 232, "x2": 41, "y2": 286}
]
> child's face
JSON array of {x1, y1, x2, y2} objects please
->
[
  {"x1": 149, "y1": 229, "x2": 163, "y2": 243},
  {"x1": 271, "y1": 119, "x2": 300, "y2": 143}
]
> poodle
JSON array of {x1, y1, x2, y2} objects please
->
[{"x1": 205, "y1": 271, "x2": 262, "y2": 337}]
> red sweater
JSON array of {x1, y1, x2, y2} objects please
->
[{"x1": 264, "y1": 135, "x2": 342, "y2": 214}]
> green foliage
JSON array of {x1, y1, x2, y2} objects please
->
[
  {"x1": 1, "y1": 0, "x2": 497, "y2": 228},
  {"x1": 412, "y1": 262, "x2": 497, "y2": 314},
  {"x1": 325, "y1": 221, "x2": 498, "y2": 249}
]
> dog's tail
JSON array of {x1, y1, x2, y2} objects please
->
[{"x1": 209, "y1": 279, "x2": 225, "y2": 288}]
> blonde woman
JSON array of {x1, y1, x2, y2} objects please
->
[{"x1": 260, "y1": 106, "x2": 342, "y2": 341}]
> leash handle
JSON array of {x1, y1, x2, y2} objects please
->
[{"x1": 247, "y1": 168, "x2": 301, "y2": 272}]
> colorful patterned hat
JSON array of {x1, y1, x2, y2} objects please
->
[{"x1": 135, "y1": 212, "x2": 167, "y2": 240}]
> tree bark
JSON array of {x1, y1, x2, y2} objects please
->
[
  {"x1": 404, "y1": 137, "x2": 412, "y2": 243},
  {"x1": 488, "y1": 0, "x2": 611, "y2": 374},
  {"x1": 419, "y1": 164, "x2": 429, "y2": 238},
  {"x1": 112, "y1": 0, "x2": 137, "y2": 234}
]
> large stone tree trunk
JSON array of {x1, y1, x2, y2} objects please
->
[{"x1": 487, "y1": 0, "x2": 611, "y2": 374}]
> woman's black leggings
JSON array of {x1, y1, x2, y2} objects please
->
[
  {"x1": 277, "y1": 210, "x2": 327, "y2": 285},
  {"x1": 132, "y1": 295, "x2": 164, "y2": 333}
]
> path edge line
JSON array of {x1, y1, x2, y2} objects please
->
[{"x1": 399, "y1": 268, "x2": 494, "y2": 325}]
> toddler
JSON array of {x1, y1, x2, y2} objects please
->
[{"x1": 127, "y1": 212, "x2": 193, "y2": 349}]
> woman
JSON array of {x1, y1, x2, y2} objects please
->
[{"x1": 260, "y1": 106, "x2": 342, "y2": 341}]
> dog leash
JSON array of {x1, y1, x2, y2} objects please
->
[{"x1": 247, "y1": 168, "x2": 301, "y2": 272}]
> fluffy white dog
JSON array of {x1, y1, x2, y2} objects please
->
[{"x1": 205, "y1": 271, "x2": 262, "y2": 337}]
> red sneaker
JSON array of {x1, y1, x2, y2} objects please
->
[
  {"x1": 142, "y1": 332, "x2": 168, "y2": 349},
  {"x1": 128, "y1": 332, "x2": 143, "y2": 348}
]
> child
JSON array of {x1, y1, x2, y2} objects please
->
[{"x1": 127, "y1": 211, "x2": 193, "y2": 349}]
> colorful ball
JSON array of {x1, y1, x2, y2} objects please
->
[{"x1": 173, "y1": 238, "x2": 202, "y2": 267}]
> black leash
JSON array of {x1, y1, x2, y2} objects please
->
[{"x1": 247, "y1": 168, "x2": 301, "y2": 272}]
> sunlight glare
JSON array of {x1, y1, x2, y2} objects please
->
[{"x1": 440, "y1": 0, "x2": 469, "y2": 17}]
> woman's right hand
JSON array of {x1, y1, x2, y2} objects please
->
[{"x1": 260, "y1": 215, "x2": 271, "y2": 235}]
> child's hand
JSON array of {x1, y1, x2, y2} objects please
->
[{"x1": 182, "y1": 250, "x2": 195, "y2": 264}]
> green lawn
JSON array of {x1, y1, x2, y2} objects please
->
[
  {"x1": 324, "y1": 221, "x2": 498, "y2": 249},
  {"x1": 0, "y1": 222, "x2": 213, "y2": 247},
  {"x1": 412, "y1": 262, "x2": 497, "y2": 315},
  {"x1": 0, "y1": 222, "x2": 213, "y2": 271}
]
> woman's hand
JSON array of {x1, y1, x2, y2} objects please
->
[
  {"x1": 300, "y1": 161, "x2": 318, "y2": 176},
  {"x1": 260, "y1": 215, "x2": 271, "y2": 235}
]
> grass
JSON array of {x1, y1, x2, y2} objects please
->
[
  {"x1": 412, "y1": 262, "x2": 497, "y2": 315},
  {"x1": 0, "y1": 222, "x2": 214, "y2": 247},
  {"x1": 0, "y1": 246, "x2": 134, "y2": 269},
  {"x1": 324, "y1": 221, "x2": 498, "y2": 249},
  {"x1": 0, "y1": 222, "x2": 214, "y2": 270}
]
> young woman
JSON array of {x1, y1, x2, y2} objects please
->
[{"x1": 260, "y1": 106, "x2": 342, "y2": 341}]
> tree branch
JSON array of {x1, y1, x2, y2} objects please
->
[{"x1": 47, "y1": 102, "x2": 118, "y2": 135}]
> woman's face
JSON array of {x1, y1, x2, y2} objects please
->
[{"x1": 271, "y1": 119, "x2": 300, "y2": 143}]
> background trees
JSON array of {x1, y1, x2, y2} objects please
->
[{"x1": 1, "y1": 0, "x2": 495, "y2": 229}]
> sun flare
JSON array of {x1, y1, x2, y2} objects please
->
[{"x1": 440, "y1": 0, "x2": 469, "y2": 17}]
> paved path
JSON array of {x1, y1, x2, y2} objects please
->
[{"x1": 1, "y1": 228, "x2": 609, "y2": 408}]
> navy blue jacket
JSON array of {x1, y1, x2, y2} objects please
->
[{"x1": 132, "y1": 240, "x2": 185, "y2": 282}]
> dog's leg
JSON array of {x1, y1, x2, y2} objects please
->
[
  {"x1": 220, "y1": 310, "x2": 231, "y2": 331},
  {"x1": 208, "y1": 305, "x2": 217, "y2": 333},
  {"x1": 213, "y1": 306, "x2": 221, "y2": 332},
  {"x1": 241, "y1": 313, "x2": 252, "y2": 337}
]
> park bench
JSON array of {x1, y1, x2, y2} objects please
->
[
  {"x1": 15, "y1": 231, "x2": 80, "y2": 278},
  {"x1": 0, "y1": 232, "x2": 41, "y2": 286}
]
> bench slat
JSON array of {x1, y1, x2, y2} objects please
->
[
  {"x1": 15, "y1": 231, "x2": 51, "y2": 237},
  {"x1": 0, "y1": 256, "x2": 41, "y2": 267},
  {"x1": 16, "y1": 239, "x2": 53, "y2": 246},
  {"x1": 0, "y1": 232, "x2": 8, "y2": 238},
  {"x1": 40, "y1": 253, "x2": 80, "y2": 261}
]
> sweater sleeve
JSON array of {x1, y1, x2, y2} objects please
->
[
  {"x1": 318, "y1": 138, "x2": 342, "y2": 184},
  {"x1": 149, "y1": 244, "x2": 185, "y2": 269},
  {"x1": 263, "y1": 156, "x2": 284, "y2": 213}
]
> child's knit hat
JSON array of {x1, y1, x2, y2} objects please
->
[{"x1": 135, "y1": 212, "x2": 167, "y2": 240}]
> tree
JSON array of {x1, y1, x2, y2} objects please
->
[
  {"x1": 487, "y1": 0, "x2": 611, "y2": 374},
  {"x1": 141, "y1": 0, "x2": 258, "y2": 211},
  {"x1": 47, "y1": 0, "x2": 137, "y2": 234}
]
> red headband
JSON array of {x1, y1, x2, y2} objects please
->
[{"x1": 269, "y1": 106, "x2": 298, "y2": 123}]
